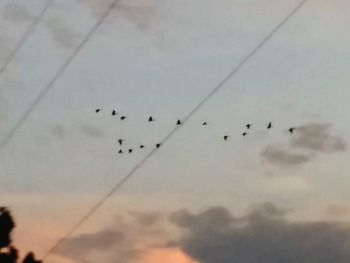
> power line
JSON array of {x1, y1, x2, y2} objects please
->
[
  {"x1": 0, "y1": 0, "x2": 119, "y2": 151},
  {"x1": 42, "y1": 0, "x2": 309, "y2": 260},
  {"x1": 0, "y1": 0, "x2": 55, "y2": 76}
]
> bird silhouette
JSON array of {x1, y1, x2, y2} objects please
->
[
  {"x1": 176, "y1": 119, "x2": 182, "y2": 125},
  {"x1": 95, "y1": 109, "x2": 101, "y2": 113},
  {"x1": 223, "y1": 135, "x2": 229, "y2": 141},
  {"x1": 202, "y1": 122, "x2": 208, "y2": 126},
  {"x1": 118, "y1": 149, "x2": 123, "y2": 154},
  {"x1": 112, "y1": 110, "x2": 117, "y2": 116},
  {"x1": 242, "y1": 132, "x2": 247, "y2": 137},
  {"x1": 148, "y1": 116, "x2": 154, "y2": 122},
  {"x1": 128, "y1": 149, "x2": 133, "y2": 153},
  {"x1": 120, "y1": 116, "x2": 126, "y2": 120},
  {"x1": 156, "y1": 143, "x2": 162, "y2": 148},
  {"x1": 267, "y1": 122, "x2": 273, "y2": 129},
  {"x1": 118, "y1": 139, "x2": 124, "y2": 146},
  {"x1": 140, "y1": 145, "x2": 145, "y2": 149},
  {"x1": 289, "y1": 127, "x2": 295, "y2": 134},
  {"x1": 246, "y1": 124, "x2": 252, "y2": 129}
]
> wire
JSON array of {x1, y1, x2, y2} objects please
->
[
  {"x1": 0, "y1": 0, "x2": 119, "y2": 151},
  {"x1": 0, "y1": 0, "x2": 55, "y2": 76},
  {"x1": 41, "y1": 0, "x2": 309, "y2": 259}
]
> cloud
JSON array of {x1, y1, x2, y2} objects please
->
[
  {"x1": 46, "y1": 18, "x2": 81, "y2": 50},
  {"x1": 290, "y1": 123, "x2": 346, "y2": 153},
  {"x1": 58, "y1": 230, "x2": 124, "y2": 263},
  {"x1": 261, "y1": 122, "x2": 346, "y2": 168},
  {"x1": 127, "y1": 211, "x2": 162, "y2": 227},
  {"x1": 55, "y1": 210, "x2": 172, "y2": 263},
  {"x1": 261, "y1": 146, "x2": 313, "y2": 167},
  {"x1": 2, "y1": 4, "x2": 34, "y2": 23},
  {"x1": 56, "y1": 205, "x2": 350, "y2": 263},
  {"x1": 170, "y1": 204, "x2": 350, "y2": 263},
  {"x1": 80, "y1": 124, "x2": 105, "y2": 138}
]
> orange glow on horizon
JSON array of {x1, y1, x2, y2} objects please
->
[{"x1": 139, "y1": 248, "x2": 198, "y2": 263}]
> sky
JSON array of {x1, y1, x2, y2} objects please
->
[{"x1": 1, "y1": 0, "x2": 350, "y2": 262}]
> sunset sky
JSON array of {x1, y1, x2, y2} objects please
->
[{"x1": 1, "y1": 0, "x2": 350, "y2": 262}]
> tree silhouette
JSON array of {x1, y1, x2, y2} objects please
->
[{"x1": 0, "y1": 207, "x2": 42, "y2": 263}]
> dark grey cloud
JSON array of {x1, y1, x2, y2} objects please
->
[
  {"x1": 56, "y1": 211, "x2": 170, "y2": 263},
  {"x1": 261, "y1": 122, "x2": 346, "y2": 168},
  {"x1": 2, "y1": 4, "x2": 34, "y2": 23},
  {"x1": 46, "y1": 18, "x2": 81, "y2": 50},
  {"x1": 57, "y1": 230, "x2": 124, "y2": 263},
  {"x1": 170, "y1": 203, "x2": 350, "y2": 263},
  {"x1": 290, "y1": 123, "x2": 346, "y2": 153},
  {"x1": 57, "y1": 205, "x2": 350, "y2": 263},
  {"x1": 80, "y1": 124, "x2": 105, "y2": 138},
  {"x1": 261, "y1": 146, "x2": 313, "y2": 167}
]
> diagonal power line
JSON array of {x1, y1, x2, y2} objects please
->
[
  {"x1": 42, "y1": 0, "x2": 309, "y2": 260},
  {"x1": 0, "y1": 0, "x2": 120, "y2": 151},
  {"x1": 0, "y1": 0, "x2": 56, "y2": 76}
]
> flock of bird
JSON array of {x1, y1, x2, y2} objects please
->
[{"x1": 95, "y1": 108, "x2": 296, "y2": 154}]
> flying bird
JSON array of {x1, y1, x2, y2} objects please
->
[
  {"x1": 118, "y1": 149, "x2": 123, "y2": 154},
  {"x1": 112, "y1": 110, "x2": 117, "y2": 116},
  {"x1": 246, "y1": 124, "x2": 252, "y2": 129},
  {"x1": 148, "y1": 116, "x2": 154, "y2": 122},
  {"x1": 118, "y1": 139, "x2": 124, "y2": 146},
  {"x1": 267, "y1": 122, "x2": 273, "y2": 129},
  {"x1": 176, "y1": 119, "x2": 182, "y2": 125},
  {"x1": 156, "y1": 143, "x2": 162, "y2": 148},
  {"x1": 140, "y1": 145, "x2": 145, "y2": 149},
  {"x1": 202, "y1": 122, "x2": 208, "y2": 126},
  {"x1": 223, "y1": 135, "x2": 229, "y2": 141},
  {"x1": 242, "y1": 132, "x2": 247, "y2": 137},
  {"x1": 128, "y1": 149, "x2": 133, "y2": 153},
  {"x1": 95, "y1": 109, "x2": 101, "y2": 113},
  {"x1": 120, "y1": 116, "x2": 126, "y2": 120},
  {"x1": 289, "y1": 127, "x2": 295, "y2": 134}
]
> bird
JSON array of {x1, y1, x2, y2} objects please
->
[
  {"x1": 246, "y1": 124, "x2": 252, "y2": 129},
  {"x1": 223, "y1": 135, "x2": 229, "y2": 141},
  {"x1": 95, "y1": 109, "x2": 101, "y2": 113},
  {"x1": 242, "y1": 132, "x2": 247, "y2": 137},
  {"x1": 128, "y1": 149, "x2": 133, "y2": 154},
  {"x1": 176, "y1": 119, "x2": 182, "y2": 125},
  {"x1": 118, "y1": 149, "x2": 123, "y2": 154},
  {"x1": 120, "y1": 116, "x2": 126, "y2": 120},
  {"x1": 267, "y1": 122, "x2": 273, "y2": 129},
  {"x1": 148, "y1": 116, "x2": 154, "y2": 122},
  {"x1": 118, "y1": 139, "x2": 124, "y2": 146},
  {"x1": 112, "y1": 110, "x2": 117, "y2": 116},
  {"x1": 202, "y1": 122, "x2": 208, "y2": 126},
  {"x1": 156, "y1": 143, "x2": 162, "y2": 148},
  {"x1": 289, "y1": 127, "x2": 295, "y2": 134},
  {"x1": 140, "y1": 145, "x2": 145, "y2": 149}
]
